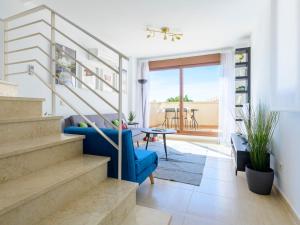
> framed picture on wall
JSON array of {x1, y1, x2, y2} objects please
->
[
  {"x1": 81, "y1": 66, "x2": 98, "y2": 89},
  {"x1": 55, "y1": 44, "x2": 76, "y2": 86},
  {"x1": 102, "y1": 73, "x2": 114, "y2": 92}
]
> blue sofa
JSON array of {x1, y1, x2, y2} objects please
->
[{"x1": 64, "y1": 127, "x2": 158, "y2": 184}]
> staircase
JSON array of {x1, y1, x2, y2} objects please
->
[
  {"x1": 0, "y1": 83, "x2": 171, "y2": 224},
  {"x1": 0, "y1": 4, "x2": 171, "y2": 225}
]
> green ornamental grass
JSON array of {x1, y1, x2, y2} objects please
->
[{"x1": 240, "y1": 104, "x2": 279, "y2": 172}]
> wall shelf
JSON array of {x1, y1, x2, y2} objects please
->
[
  {"x1": 234, "y1": 47, "x2": 251, "y2": 132},
  {"x1": 235, "y1": 76, "x2": 248, "y2": 80},
  {"x1": 235, "y1": 62, "x2": 249, "y2": 67},
  {"x1": 235, "y1": 90, "x2": 248, "y2": 94}
]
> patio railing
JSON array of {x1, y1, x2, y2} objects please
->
[{"x1": 149, "y1": 100, "x2": 219, "y2": 131}]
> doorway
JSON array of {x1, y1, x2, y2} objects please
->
[{"x1": 149, "y1": 65, "x2": 221, "y2": 136}]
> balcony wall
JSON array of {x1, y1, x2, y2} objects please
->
[{"x1": 149, "y1": 100, "x2": 219, "y2": 128}]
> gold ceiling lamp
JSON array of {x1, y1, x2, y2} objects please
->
[{"x1": 146, "y1": 26, "x2": 183, "y2": 42}]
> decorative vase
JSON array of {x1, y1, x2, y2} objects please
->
[{"x1": 245, "y1": 165, "x2": 274, "y2": 195}]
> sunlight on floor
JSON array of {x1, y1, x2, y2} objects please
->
[
  {"x1": 137, "y1": 140, "x2": 297, "y2": 225},
  {"x1": 149, "y1": 139, "x2": 232, "y2": 160}
]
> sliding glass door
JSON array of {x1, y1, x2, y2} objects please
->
[
  {"x1": 149, "y1": 69, "x2": 180, "y2": 131},
  {"x1": 149, "y1": 65, "x2": 221, "y2": 136},
  {"x1": 181, "y1": 66, "x2": 221, "y2": 136}
]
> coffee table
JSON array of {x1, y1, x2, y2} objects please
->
[{"x1": 141, "y1": 128, "x2": 176, "y2": 160}]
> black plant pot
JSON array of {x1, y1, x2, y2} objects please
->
[{"x1": 245, "y1": 165, "x2": 274, "y2": 195}]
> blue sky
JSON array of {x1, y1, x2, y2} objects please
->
[{"x1": 149, "y1": 65, "x2": 222, "y2": 102}]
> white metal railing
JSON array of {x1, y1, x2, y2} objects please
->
[{"x1": 2, "y1": 5, "x2": 126, "y2": 180}]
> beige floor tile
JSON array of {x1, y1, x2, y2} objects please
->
[
  {"x1": 202, "y1": 165, "x2": 236, "y2": 182},
  {"x1": 195, "y1": 174, "x2": 254, "y2": 200},
  {"x1": 143, "y1": 177, "x2": 195, "y2": 191},
  {"x1": 204, "y1": 157, "x2": 234, "y2": 170},
  {"x1": 137, "y1": 179, "x2": 193, "y2": 213},
  {"x1": 136, "y1": 203, "x2": 185, "y2": 225},
  {"x1": 186, "y1": 191, "x2": 238, "y2": 224},
  {"x1": 183, "y1": 214, "x2": 234, "y2": 225},
  {"x1": 159, "y1": 208, "x2": 185, "y2": 225},
  {"x1": 195, "y1": 177, "x2": 238, "y2": 199}
]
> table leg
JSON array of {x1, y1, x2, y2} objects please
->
[
  {"x1": 163, "y1": 134, "x2": 168, "y2": 160},
  {"x1": 145, "y1": 133, "x2": 150, "y2": 150}
]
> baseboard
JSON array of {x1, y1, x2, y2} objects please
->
[{"x1": 273, "y1": 185, "x2": 300, "y2": 225}]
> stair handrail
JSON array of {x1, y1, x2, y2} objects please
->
[
  {"x1": 2, "y1": 5, "x2": 125, "y2": 180},
  {"x1": 3, "y1": 5, "x2": 129, "y2": 60}
]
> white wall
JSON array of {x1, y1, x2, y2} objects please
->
[
  {"x1": 0, "y1": 0, "x2": 30, "y2": 18},
  {"x1": 251, "y1": 0, "x2": 300, "y2": 218},
  {"x1": 127, "y1": 57, "x2": 137, "y2": 113}
]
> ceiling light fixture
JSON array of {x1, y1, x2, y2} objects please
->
[{"x1": 146, "y1": 27, "x2": 183, "y2": 42}]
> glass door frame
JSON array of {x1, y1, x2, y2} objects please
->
[{"x1": 177, "y1": 66, "x2": 218, "y2": 136}]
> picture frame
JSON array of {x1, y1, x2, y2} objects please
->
[{"x1": 55, "y1": 44, "x2": 76, "y2": 86}]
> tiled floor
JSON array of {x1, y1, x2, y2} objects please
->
[{"x1": 136, "y1": 140, "x2": 297, "y2": 225}]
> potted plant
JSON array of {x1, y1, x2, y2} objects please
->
[
  {"x1": 240, "y1": 104, "x2": 279, "y2": 195},
  {"x1": 128, "y1": 111, "x2": 136, "y2": 123}
]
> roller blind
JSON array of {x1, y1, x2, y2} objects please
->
[{"x1": 148, "y1": 53, "x2": 221, "y2": 71}]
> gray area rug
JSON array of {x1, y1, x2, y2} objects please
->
[{"x1": 143, "y1": 142, "x2": 207, "y2": 186}]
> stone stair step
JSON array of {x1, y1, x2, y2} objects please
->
[
  {"x1": 37, "y1": 178, "x2": 138, "y2": 225},
  {"x1": 121, "y1": 205, "x2": 172, "y2": 225},
  {"x1": 0, "y1": 155, "x2": 110, "y2": 225},
  {"x1": 0, "y1": 116, "x2": 62, "y2": 144},
  {"x1": 0, "y1": 134, "x2": 85, "y2": 183},
  {"x1": 0, "y1": 80, "x2": 18, "y2": 97},
  {"x1": 0, "y1": 96, "x2": 44, "y2": 119}
]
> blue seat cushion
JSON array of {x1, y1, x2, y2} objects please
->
[{"x1": 135, "y1": 149, "x2": 158, "y2": 175}]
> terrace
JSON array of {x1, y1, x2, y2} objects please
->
[{"x1": 149, "y1": 100, "x2": 219, "y2": 136}]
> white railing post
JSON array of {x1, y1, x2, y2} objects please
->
[
  {"x1": 50, "y1": 11, "x2": 56, "y2": 115},
  {"x1": 3, "y1": 21, "x2": 8, "y2": 81},
  {"x1": 118, "y1": 56, "x2": 123, "y2": 180}
]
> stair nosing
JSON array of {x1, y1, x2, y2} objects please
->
[
  {"x1": 0, "y1": 134, "x2": 85, "y2": 159},
  {"x1": 0, "y1": 116, "x2": 62, "y2": 124},
  {"x1": 0, "y1": 96, "x2": 45, "y2": 102},
  {"x1": 0, "y1": 155, "x2": 110, "y2": 216}
]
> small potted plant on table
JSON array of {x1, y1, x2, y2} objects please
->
[
  {"x1": 240, "y1": 104, "x2": 279, "y2": 195},
  {"x1": 128, "y1": 111, "x2": 136, "y2": 124}
]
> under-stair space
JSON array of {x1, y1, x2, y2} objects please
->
[{"x1": 0, "y1": 85, "x2": 171, "y2": 225}]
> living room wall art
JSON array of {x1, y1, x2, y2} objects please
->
[{"x1": 55, "y1": 43, "x2": 77, "y2": 87}]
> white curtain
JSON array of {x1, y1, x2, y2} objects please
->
[
  {"x1": 136, "y1": 60, "x2": 150, "y2": 128},
  {"x1": 219, "y1": 50, "x2": 235, "y2": 145}
]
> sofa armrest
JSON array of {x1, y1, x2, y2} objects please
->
[{"x1": 64, "y1": 127, "x2": 137, "y2": 182}]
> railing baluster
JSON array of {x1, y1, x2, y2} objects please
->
[
  {"x1": 50, "y1": 11, "x2": 56, "y2": 115},
  {"x1": 118, "y1": 56, "x2": 123, "y2": 180},
  {"x1": 3, "y1": 21, "x2": 8, "y2": 81}
]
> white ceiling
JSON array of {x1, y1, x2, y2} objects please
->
[{"x1": 4, "y1": 0, "x2": 267, "y2": 58}]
